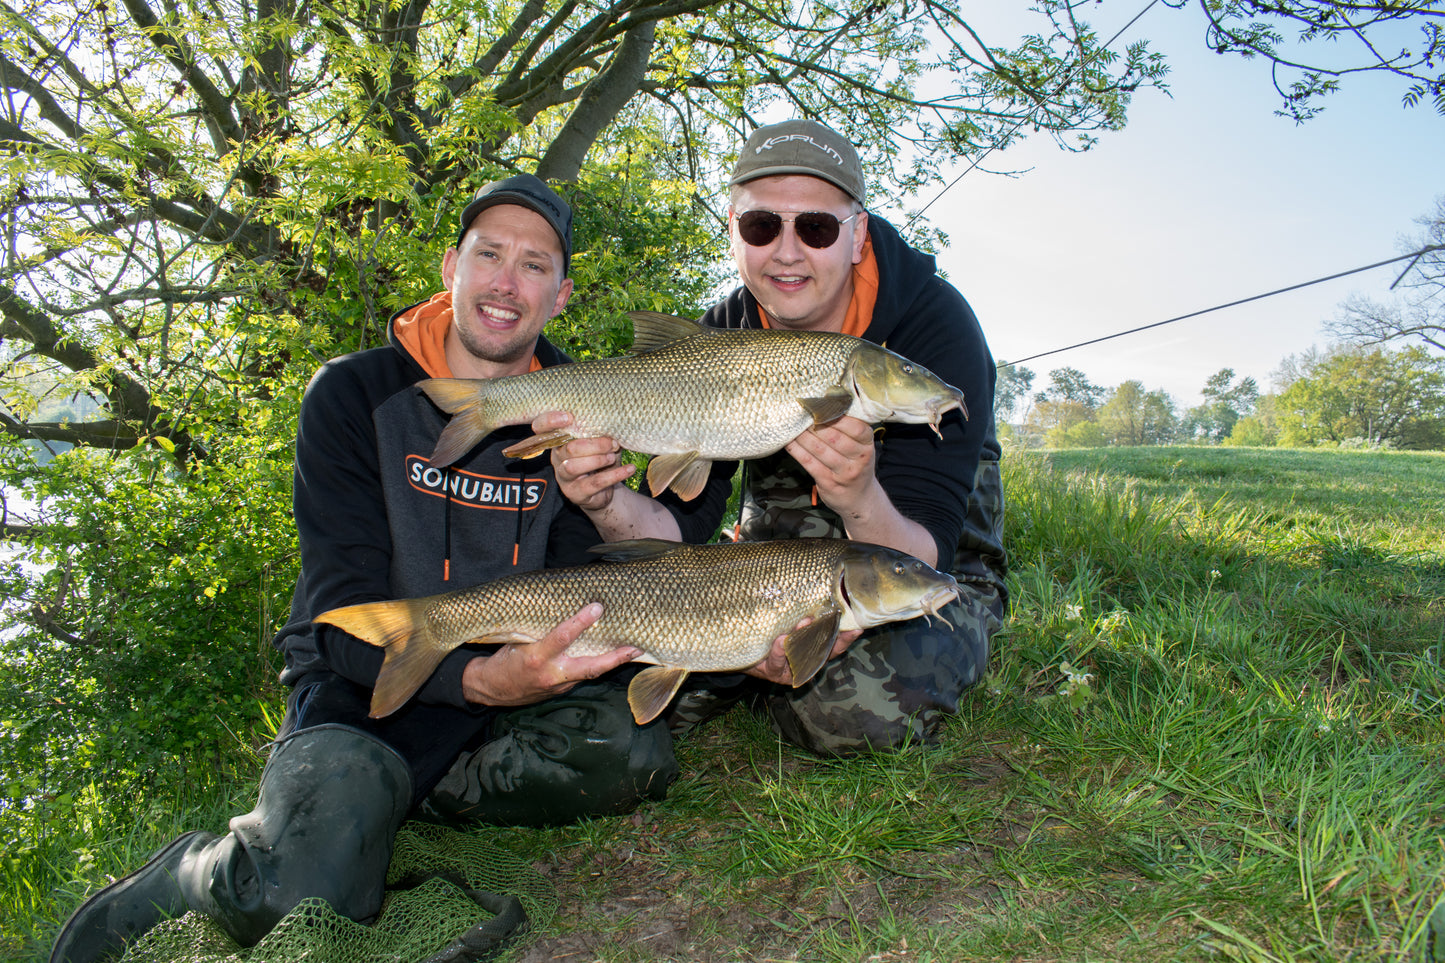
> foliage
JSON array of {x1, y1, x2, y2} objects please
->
[
  {"x1": 1174, "y1": 0, "x2": 1445, "y2": 117},
  {"x1": 1326, "y1": 194, "x2": 1445, "y2": 354},
  {"x1": 1180, "y1": 367, "x2": 1259, "y2": 443},
  {"x1": 993, "y1": 362, "x2": 1035, "y2": 423},
  {"x1": 0, "y1": 428, "x2": 298, "y2": 816},
  {"x1": 1096, "y1": 379, "x2": 1179, "y2": 446},
  {"x1": 1275, "y1": 344, "x2": 1445, "y2": 448},
  {"x1": 13, "y1": 446, "x2": 1445, "y2": 961},
  {"x1": 1036, "y1": 366, "x2": 1106, "y2": 408},
  {"x1": 1020, "y1": 367, "x2": 1110, "y2": 447},
  {"x1": 1223, "y1": 393, "x2": 1281, "y2": 447}
]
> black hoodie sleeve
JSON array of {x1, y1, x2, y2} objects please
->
[
  {"x1": 870, "y1": 277, "x2": 995, "y2": 568},
  {"x1": 285, "y1": 355, "x2": 490, "y2": 710}
]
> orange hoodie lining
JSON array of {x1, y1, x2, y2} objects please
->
[
  {"x1": 393, "y1": 290, "x2": 543, "y2": 378},
  {"x1": 757, "y1": 234, "x2": 878, "y2": 338}
]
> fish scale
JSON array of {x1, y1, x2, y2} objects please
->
[
  {"x1": 463, "y1": 328, "x2": 861, "y2": 457},
  {"x1": 417, "y1": 311, "x2": 966, "y2": 499},
  {"x1": 315, "y1": 538, "x2": 961, "y2": 723},
  {"x1": 422, "y1": 537, "x2": 841, "y2": 670}
]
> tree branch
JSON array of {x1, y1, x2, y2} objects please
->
[
  {"x1": 538, "y1": 19, "x2": 657, "y2": 182},
  {"x1": 116, "y1": 0, "x2": 243, "y2": 155}
]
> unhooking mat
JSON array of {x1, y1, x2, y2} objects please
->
[{"x1": 115, "y1": 821, "x2": 559, "y2": 963}]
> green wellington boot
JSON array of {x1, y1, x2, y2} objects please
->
[{"x1": 50, "y1": 724, "x2": 413, "y2": 962}]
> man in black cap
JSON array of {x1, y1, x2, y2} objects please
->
[{"x1": 50, "y1": 174, "x2": 708, "y2": 962}]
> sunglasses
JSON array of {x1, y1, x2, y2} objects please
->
[{"x1": 734, "y1": 209, "x2": 860, "y2": 249}]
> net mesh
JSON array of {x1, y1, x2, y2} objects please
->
[{"x1": 116, "y1": 822, "x2": 557, "y2": 963}]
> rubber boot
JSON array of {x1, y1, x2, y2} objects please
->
[
  {"x1": 50, "y1": 724, "x2": 413, "y2": 962},
  {"x1": 419, "y1": 680, "x2": 677, "y2": 827}
]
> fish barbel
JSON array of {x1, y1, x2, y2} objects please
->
[
  {"x1": 314, "y1": 538, "x2": 960, "y2": 724},
  {"x1": 418, "y1": 311, "x2": 967, "y2": 500}
]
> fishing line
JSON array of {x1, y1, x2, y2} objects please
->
[
  {"x1": 907, "y1": 0, "x2": 1163, "y2": 227},
  {"x1": 997, "y1": 244, "x2": 1445, "y2": 369}
]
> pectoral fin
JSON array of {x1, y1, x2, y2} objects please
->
[
  {"x1": 782, "y1": 609, "x2": 840, "y2": 688},
  {"x1": 502, "y1": 429, "x2": 575, "y2": 459},
  {"x1": 646, "y1": 451, "x2": 714, "y2": 500},
  {"x1": 798, "y1": 387, "x2": 853, "y2": 426},
  {"x1": 627, "y1": 665, "x2": 692, "y2": 725}
]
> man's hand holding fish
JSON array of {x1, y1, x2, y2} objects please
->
[{"x1": 460, "y1": 602, "x2": 642, "y2": 707}]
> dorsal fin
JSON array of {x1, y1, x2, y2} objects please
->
[
  {"x1": 587, "y1": 538, "x2": 685, "y2": 562},
  {"x1": 627, "y1": 311, "x2": 713, "y2": 353}
]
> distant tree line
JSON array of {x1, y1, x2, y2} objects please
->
[
  {"x1": 998, "y1": 345, "x2": 1445, "y2": 451},
  {"x1": 998, "y1": 198, "x2": 1445, "y2": 451}
]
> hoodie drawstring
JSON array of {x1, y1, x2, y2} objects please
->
[
  {"x1": 513, "y1": 470, "x2": 525, "y2": 566},
  {"x1": 443, "y1": 467, "x2": 453, "y2": 581}
]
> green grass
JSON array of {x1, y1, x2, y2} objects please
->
[{"x1": 9, "y1": 446, "x2": 1445, "y2": 961}]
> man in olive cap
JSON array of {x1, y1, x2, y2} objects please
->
[
  {"x1": 544, "y1": 121, "x2": 1007, "y2": 755},
  {"x1": 699, "y1": 118, "x2": 1008, "y2": 754},
  {"x1": 49, "y1": 174, "x2": 711, "y2": 962}
]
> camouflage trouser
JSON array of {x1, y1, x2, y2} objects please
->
[{"x1": 668, "y1": 578, "x2": 1004, "y2": 757}]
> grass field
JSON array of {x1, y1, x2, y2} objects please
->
[{"x1": 11, "y1": 446, "x2": 1445, "y2": 962}]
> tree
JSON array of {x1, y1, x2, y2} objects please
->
[
  {"x1": 1020, "y1": 367, "x2": 1104, "y2": 447},
  {"x1": 1275, "y1": 345, "x2": 1445, "y2": 448},
  {"x1": 994, "y1": 363, "x2": 1036, "y2": 423},
  {"x1": 1096, "y1": 380, "x2": 1178, "y2": 446},
  {"x1": 1223, "y1": 394, "x2": 1280, "y2": 446},
  {"x1": 1038, "y1": 367, "x2": 1106, "y2": 408},
  {"x1": 1180, "y1": 0, "x2": 1445, "y2": 117},
  {"x1": 0, "y1": 0, "x2": 1176, "y2": 461},
  {"x1": 1326, "y1": 195, "x2": 1445, "y2": 354},
  {"x1": 1182, "y1": 367, "x2": 1259, "y2": 442}
]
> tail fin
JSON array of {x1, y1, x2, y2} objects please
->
[
  {"x1": 419, "y1": 379, "x2": 499, "y2": 467},
  {"x1": 314, "y1": 598, "x2": 443, "y2": 718}
]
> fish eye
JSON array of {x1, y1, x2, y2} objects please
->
[
  {"x1": 902, "y1": 364, "x2": 914, "y2": 374},
  {"x1": 894, "y1": 562, "x2": 907, "y2": 574}
]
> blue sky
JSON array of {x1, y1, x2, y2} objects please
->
[{"x1": 895, "y1": 3, "x2": 1443, "y2": 410}]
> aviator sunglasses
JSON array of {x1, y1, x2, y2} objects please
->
[{"x1": 734, "y1": 209, "x2": 860, "y2": 249}]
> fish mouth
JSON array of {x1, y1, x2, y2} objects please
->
[
  {"x1": 933, "y1": 389, "x2": 968, "y2": 428},
  {"x1": 923, "y1": 391, "x2": 967, "y2": 438},
  {"x1": 920, "y1": 580, "x2": 959, "y2": 628}
]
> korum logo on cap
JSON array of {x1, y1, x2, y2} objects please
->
[
  {"x1": 730, "y1": 119, "x2": 866, "y2": 204},
  {"x1": 754, "y1": 133, "x2": 848, "y2": 168}
]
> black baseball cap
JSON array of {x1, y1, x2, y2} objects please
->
[{"x1": 456, "y1": 173, "x2": 573, "y2": 275}]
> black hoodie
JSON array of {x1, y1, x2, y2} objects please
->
[
  {"x1": 698, "y1": 213, "x2": 1007, "y2": 594},
  {"x1": 270, "y1": 294, "x2": 720, "y2": 709}
]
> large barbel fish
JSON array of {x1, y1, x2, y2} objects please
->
[
  {"x1": 314, "y1": 538, "x2": 960, "y2": 724},
  {"x1": 419, "y1": 311, "x2": 966, "y2": 500}
]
